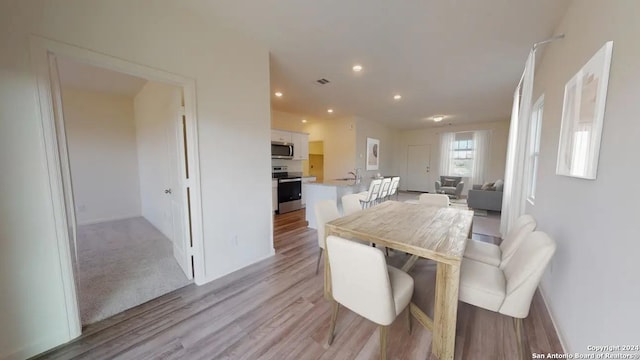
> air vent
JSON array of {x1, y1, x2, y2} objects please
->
[{"x1": 316, "y1": 78, "x2": 330, "y2": 85}]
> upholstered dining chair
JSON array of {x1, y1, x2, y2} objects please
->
[
  {"x1": 459, "y1": 231, "x2": 556, "y2": 359},
  {"x1": 464, "y1": 214, "x2": 536, "y2": 269},
  {"x1": 341, "y1": 193, "x2": 363, "y2": 216},
  {"x1": 325, "y1": 235, "x2": 414, "y2": 360},
  {"x1": 359, "y1": 178, "x2": 383, "y2": 208},
  {"x1": 314, "y1": 200, "x2": 342, "y2": 275},
  {"x1": 387, "y1": 176, "x2": 400, "y2": 200}
]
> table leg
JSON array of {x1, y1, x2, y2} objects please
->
[
  {"x1": 432, "y1": 262, "x2": 461, "y2": 360},
  {"x1": 324, "y1": 226, "x2": 333, "y2": 300},
  {"x1": 401, "y1": 254, "x2": 419, "y2": 272},
  {"x1": 323, "y1": 250, "x2": 332, "y2": 300}
]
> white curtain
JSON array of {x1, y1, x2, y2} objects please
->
[
  {"x1": 439, "y1": 132, "x2": 455, "y2": 176},
  {"x1": 471, "y1": 130, "x2": 490, "y2": 186},
  {"x1": 501, "y1": 49, "x2": 536, "y2": 236}
]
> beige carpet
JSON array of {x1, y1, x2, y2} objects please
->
[{"x1": 77, "y1": 217, "x2": 192, "y2": 324}]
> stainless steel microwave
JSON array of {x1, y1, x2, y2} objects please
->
[{"x1": 271, "y1": 141, "x2": 294, "y2": 159}]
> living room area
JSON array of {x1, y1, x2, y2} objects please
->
[{"x1": 394, "y1": 119, "x2": 509, "y2": 216}]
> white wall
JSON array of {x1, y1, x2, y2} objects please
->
[
  {"x1": 528, "y1": 0, "x2": 640, "y2": 352},
  {"x1": 355, "y1": 117, "x2": 399, "y2": 179},
  {"x1": 62, "y1": 87, "x2": 141, "y2": 225},
  {"x1": 395, "y1": 120, "x2": 510, "y2": 193},
  {"x1": 0, "y1": 1, "x2": 271, "y2": 359},
  {"x1": 134, "y1": 81, "x2": 177, "y2": 239}
]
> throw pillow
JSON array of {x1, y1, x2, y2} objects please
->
[
  {"x1": 494, "y1": 179, "x2": 504, "y2": 192},
  {"x1": 443, "y1": 178, "x2": 457, "y2": 187},
  {"x1": 480, "y1": 181, "x2": 494, "y2": 191}
]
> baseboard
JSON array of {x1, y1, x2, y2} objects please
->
[
  {"x1": 538, "y1": 286, "x2": 568, "y2": 353},
  {"x1": 196, "y1": 249, "x2": 276, "y2": 286},
  {"x1": 2, "y1": 331, "x2": 71, "y2": 360},
  {"x1": 77, "y1": 213, "x2": 142, "y2": 226}
]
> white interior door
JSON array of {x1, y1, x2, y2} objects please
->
[
  {"x1": 166, "y1": 88, "x2": 193, "y2": 279},
  {"x1": 406, "y1": 144, "x2": 432, "y2": 192}
]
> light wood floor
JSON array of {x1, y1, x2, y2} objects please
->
[{"x1": 35, "y1": 209, "x2": 562, "y2": 360}]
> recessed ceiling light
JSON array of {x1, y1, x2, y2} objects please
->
[
  {"x1": 274, "y1": 91, "x2": 283, "y2": 97},
  {"x1": 327, "y1": 108, "x2": 334, "y2": 113},
  {"x1": 352, "y1": 64, "x2": 363, "y2": 72},
  {"x1": 433, "y1": 116, "x2": 445, "y2": 122},
  {"x1": 393, "y1": 94, "x2": 402, "y2": 100},
  {"x1": 301, "y1": 119, "x2": 307, "y2": 123}
]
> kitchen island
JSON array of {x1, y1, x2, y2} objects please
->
[{"x1": 304, "y1": 180, "x2": 369, "y2": 229}]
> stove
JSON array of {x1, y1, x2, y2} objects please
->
[
  {"x1": 272, "y1": 166, "x2": 303, "y2": 214},
  {"x1": 272, "y1": 166, "x2": 302, "y2": 179}
]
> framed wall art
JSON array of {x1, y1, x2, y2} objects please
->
[
  {"x1": 556, "y1": 41, "x2": 613, "y2": 179},
  {"x1": 366, "y1": 137, "x2": 379, "y2": 170}
]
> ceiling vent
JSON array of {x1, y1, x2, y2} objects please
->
[{"x1": 316, "y1": 78, "x2": 330, "y2": 85}]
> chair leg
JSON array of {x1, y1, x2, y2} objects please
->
[
  {"x1": 379, "y1": 325, "x2": 388, "y2": 360},
  {"x1": 315, "y1": 248, "x2": 323, "y2": 275},
  {"x1": 406, "y1": 307, "x2": 412, "y2": 334},
  {"x1": 514, "y1": 317, "x2": 525, "y2": 360},
  {"x1": 327, "y1": 301, "x2": 340, "y2": 345}
]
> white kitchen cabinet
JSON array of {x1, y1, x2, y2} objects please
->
[
  {"x1": 272, "y1": 179, "x2": 278, "y2": 212},
  {"x1": 271, "y1": 129, "x2": 292, "y2": 143},
  {"x1": 292, "y1": 132, "x2": 309, "y2": 160},
  {"x1": 301, "y1": 176, "x2": 316, "y2": 206}
]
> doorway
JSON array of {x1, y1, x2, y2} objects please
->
[
  {"x1": 56, "y1": 58, "x2": 194, "y2": 324},
  {"x1": 405, "y1": 144, "x2": 432, "y2": 192},
  {"x1": 31, "y1": 37, "x2": 204, "y2": 334},
  {"x1": 308, "y1": 141, "x2": 324, "y2": 182}
]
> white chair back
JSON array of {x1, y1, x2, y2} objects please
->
[
  {"x1": 500, "y1": 231, "x2": 556, "y2": 318},
  {"x1": 314, "y1": 200, "x2": 341, "y2": 249},
  {"x1": 326, "y1": 235, "x2": 397, "y2": 325},
  {"x1": 387, "y1": 177, "x2": 400, "y2": 199},
  {"x1": 341, "y1": 193, "x2": 363, "y2": 216},
  {"x1": 499, "y1": 214, "x2": 537, "y2": 269},
  {"x1": 418, "y1": 193, "x2": 450, "y2": 207},
  {"x1": 378, "y1": 178, "x2": 392, "y2": 200},
  {"x1": 362, "y1": 179, "x2": 383, "y2": 206}
]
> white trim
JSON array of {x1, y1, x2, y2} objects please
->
[
  {"x1": 29, "y1": 38, "x2": 82, "y2": 341},
  {"x1": 29, "y1": 35, "x2": 206, "y2": 331},
  {"x1": 76, "y1": 214, "x2": 145, "y2": 226},
  {"x1": 538, "y1": 286, "x2": 568, "y2": 352},
  {"x1": 200, "y1": 249, "x2": 276, "y2": 286}
]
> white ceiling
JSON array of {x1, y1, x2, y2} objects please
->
[
  {"x1": 183, "y1": 0, "x2": 569, "y2": 129},
  {"x1": 57, "y1": 57, "x2": 147, "y2": 97}
]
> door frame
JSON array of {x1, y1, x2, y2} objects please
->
[{"x1": 29, "y1": 36, "x2": 205, "y2": 338}]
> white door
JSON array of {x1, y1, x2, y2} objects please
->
[
  {"x1": 406, "y1": 145, "x2": 432, "y2": 192},
  {"x1": 166, "y1": 88, "x2": 193, "y2": 279}
]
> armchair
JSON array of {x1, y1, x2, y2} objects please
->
[{"x1": 434, "y1": 176, "x2": 464, "y2": 199}]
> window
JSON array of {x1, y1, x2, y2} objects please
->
[
  {"x1": 450, "y1": 132, "x2": 474, "y2": 177},
  {"x1": 527, "y1": 95, "x2": 544, "y2": 204}
]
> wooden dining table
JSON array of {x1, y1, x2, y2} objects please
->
[{"x1": 324, "y1": 200, "x2": 474, "y2": 360}]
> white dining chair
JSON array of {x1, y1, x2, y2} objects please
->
[
  {"x1": 377, "y1": 178, "x2": 392, "y2": 202},
  {"x1": 387, "y1": 176, "x2": 400, "y2": 200},
  {"x1": 341, "y1": 193, "x2": 363, "y2": 216},
  {"x1": 359, "y1": 178, "x2": 383, "y2": 208},
  {"x1": 405, "y1": 193, "x2": 450, "y2": 206},
  {"x1": 314, "y1": 200, "x2": 342, "y2": 275},
  {"x1": 326, "y1": 235, "x2": 414, "y2": 360},
  {"x1": 459, "y1": 231, "x2": 556, "y2": 359},
  {"x1": 464, "y1": 214, "x2": 536, "y2": 268}
]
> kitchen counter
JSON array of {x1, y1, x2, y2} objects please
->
[{"x1": 304, "y1": 180, "x2": 369, "y2": 229}]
